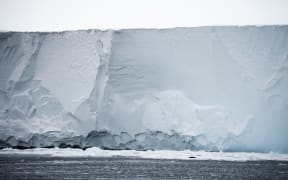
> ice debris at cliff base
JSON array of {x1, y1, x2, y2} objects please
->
[{"x1": 0, "y1": 130, "x2": 258, "y2": 153}]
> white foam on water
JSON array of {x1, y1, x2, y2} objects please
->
[{"x1": 1, "y1": 148, "x2": 288, "y2": 161}]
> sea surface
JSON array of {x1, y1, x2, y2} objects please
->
[{"x1": 1, "y1": 155, "x2": 288, "y2": 179}]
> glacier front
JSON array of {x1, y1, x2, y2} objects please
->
[{"x1": 0, "y1": 26, "x2": 287, "y2": 153}]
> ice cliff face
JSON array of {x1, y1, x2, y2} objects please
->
[
  {"x1": 0, "y1": 26, "x2": 288, "y2": 152},
  {"x1": 0, "y1": 30, "x2": 113, "y2": 136}
]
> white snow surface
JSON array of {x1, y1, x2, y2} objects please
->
[
  {"x1": 1, "y1": 148, "x2": 288, "y2": 161},
  {"x1": 0, "y1": 26, "x2": 288, "y2": 152}
]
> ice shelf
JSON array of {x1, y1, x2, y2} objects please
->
[{"x1": 0, "y1": 26, "x2": 288, "y2": 152}]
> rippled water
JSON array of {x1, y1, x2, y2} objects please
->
[{"x1": 1, "y1": 155, "x2": 288, "y2": 179}]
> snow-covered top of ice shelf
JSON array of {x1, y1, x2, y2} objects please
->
[{"x1": 0, "y1": 26, "x2": 288, "y2": 153}]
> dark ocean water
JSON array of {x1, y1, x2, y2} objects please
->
[{"x1": 0, "y1": 155, "x2": 288, "y2": 179}]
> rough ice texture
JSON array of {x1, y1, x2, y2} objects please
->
[
  {"x1": 0, "y1": 30, "x2": 112, "y2": 137},
  {"x1": 0, "y1": 26, "x2": 288, "y2": 153}
]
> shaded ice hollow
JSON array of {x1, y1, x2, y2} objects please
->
[{"x1": 0, "y1": 26, "x2": 288, "y2": 152}]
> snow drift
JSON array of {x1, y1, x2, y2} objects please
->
[{"x1": 0, "y1": 26, "x2": 287, "y2": 153}]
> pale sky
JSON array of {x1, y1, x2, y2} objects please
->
[{"x1": 0, "y1": 0, "x2": 288, "y2": 31}]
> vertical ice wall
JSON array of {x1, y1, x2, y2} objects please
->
[
  {"x1": 98, "y1": 26, "x2": 288, "y2": 152},
  {"x1": 0, "y1": 30, "x2": 113, "y2": 137},
  {"x1": 0, "y1": 26, "x2": 287, "y2": 152}
]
